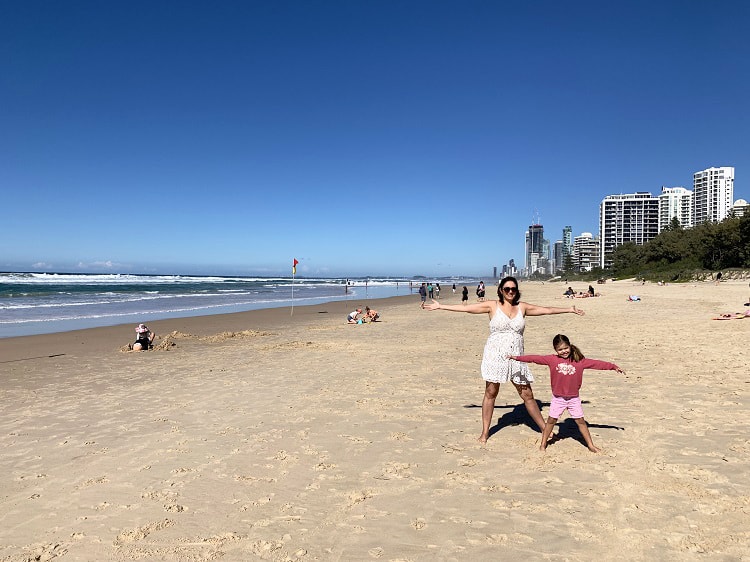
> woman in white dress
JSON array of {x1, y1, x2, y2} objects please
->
[{"x1": 423, "y1": 276, "x2": 584, "y2": 443}]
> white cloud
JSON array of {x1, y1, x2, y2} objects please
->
[{"x1": 75, "y1": 260, "x2": 123, "y2": 271}]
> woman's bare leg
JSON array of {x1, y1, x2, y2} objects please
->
[
  {"x1": 479, "y1": 382, "x2": 500, "y2": 443},
  {"x1": 513, "y1": 383, "x2": 546, "y2": 432}
]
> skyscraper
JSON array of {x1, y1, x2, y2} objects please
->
[
  {"x1": 658, "y1": 186, "x2": 693, "y2": 232},
  {"x1": 553, "y1": 240, "x2": 564, "y2": 272},
  {"x1": 693, "y1": 166, "x2": 734, "y2": 225},
  {"x1": 573, "y1": 232, "x2": 600, "y2": 272},
  {"x1": 599, "y1": 192, "x2": 659, "y2": 269},
  {"x1": 526, "y1": 223, "x2": 544, "y2": 274},
  {"x1": 562, "y1": 226, "x2": 572, "y2": 260}
]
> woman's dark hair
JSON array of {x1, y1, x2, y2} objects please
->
[
  {"x1": 497, "y1": 276, "x2": 521, "y2": 305},
  {"x1": 552, "y1": 333, "x2": 585, "y2": 362}
]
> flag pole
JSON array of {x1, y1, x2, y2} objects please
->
[{"x1": 291, "y1": 258, "x2": 298, "y2": 316}]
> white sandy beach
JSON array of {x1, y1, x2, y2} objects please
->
[{"x1": 1, "y1": 279, "x2": 749, "y2": 561}]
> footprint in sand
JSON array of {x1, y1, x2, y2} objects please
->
[
  {"x1": 388, "y1": 432, "x2": 412, "y2": 441},
  {"x1": 113, "y1": 519, "x2": 174, "y2": 545}
]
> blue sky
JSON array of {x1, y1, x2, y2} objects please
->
[{"x1": 2, "y1": 1, "x2": 748, "y2": 277}]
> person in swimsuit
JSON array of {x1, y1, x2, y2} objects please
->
[
  {"x1": 365, "y1": 306, "x2": 380, "y2": 322},
  {"x1": 712, "y1": 310, "x2": 750, "y2": 320},
  {"x1": 422, "y1": 276, "x2": 585, "y2": 444}
]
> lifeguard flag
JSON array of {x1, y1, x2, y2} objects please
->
[{"x1": 293, "y1": 258, "x2": 299, "y2": 275}]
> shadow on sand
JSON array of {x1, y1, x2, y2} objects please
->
[
  {"x1": 465, "y1": 400, "x2": 625, "y2": 444},
  {"x1": 546, "y1": 417, "x2": 625, "y2": 449}
]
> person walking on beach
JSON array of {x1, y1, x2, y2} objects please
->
[
  {"x1": 461, "y1": 286, "x2": 469, "y2": 305},
  {"x1": 508, "y1": 334, "x2": 625, "y2": 452},
  {"x1": 419, "y1": 283, "x2": 427, "y2": 305},
  {"x1": 422, "y1": 276, "x2": 584, "y2": 443}
]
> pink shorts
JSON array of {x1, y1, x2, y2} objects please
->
[{"x1": 548, "y1": 395, "x2": 584, "y2": 419}]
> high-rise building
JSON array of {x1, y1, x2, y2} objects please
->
[
  {"x1": 693, "y1": 166, "x2": 735, "y2": 225},
  {"x1": 526, "y1": 224, "x2": 544, "y2": 271},
  {"x1": 553, "y1": 240, "x2": 564, "y2": 273},
  {"x1": 562, "y1": 226, "x2": 572, "y2": 260},
  {"x1": 732, "y1": 199, "x2": 749, "y2": 218},
  {"x1": 573, "y1": 232, "x2": 600, "y2": 272},
  {"x1": 658, "y1": 186, "x2": 693, "y2": 232},
  {"x1": 599, "y1": 192, "x2": 660, "y2": 269}
]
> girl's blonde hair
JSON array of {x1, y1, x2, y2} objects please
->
[{"x1": 553, "y1": 333, "x2": 585, "y2": 362}]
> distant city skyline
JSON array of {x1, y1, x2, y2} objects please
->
[{"x1": 519, "y1": 165, "x2": 741, "y2": 275}]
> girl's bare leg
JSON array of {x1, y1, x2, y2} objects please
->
[
  {"x1": 479, "y1": 382, "x2": 500, "y2": 443},
  {"x1": 540, "y1": 417, "x2": 557, "y2": 451},
  {"x1": 574, "y1": 417, "x2": 600, "y2": 452},
  {"x1": 513, "y1": 383, "x2": 546, "y2": 432}
]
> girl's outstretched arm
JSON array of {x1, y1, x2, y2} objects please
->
[
  {"x1": 522, "y1": 302, "x2": 585, "y2": 317},
  {"x1": 507, "y1": 354, "x2": 554, "y2": 366},
  {"x1": 583, "y1": 358, "x2": 626, "y2": 375},
  {"x1": 422, "y1": 300, "x2": 492, "y2": 315}
]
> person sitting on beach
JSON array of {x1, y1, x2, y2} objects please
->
[
  {"x1": 563, "y1": 287, "x2": 575, "y2": 298},
  {"x1": 508, "y1": 333, "x2": 625, "y2": 453},
  {"x1": 132, "y1": 323, "x2": 155, "y2": 351},
  {"x1": 588, "y1": 285, "x2": 595, "y2": 297},
  {"x1": 347, "y1": 308, "x2": 363, "y2": 324},
  {"x1": 712, "y1": 310, "x2": 750, "y2": 320},
  {"x1": 364, "y1": 306, "x2": 380, "y2": 322}
]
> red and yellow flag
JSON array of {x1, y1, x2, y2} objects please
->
[{"x1": 293, "y1": 258, "x2": 299, "y2": 275}]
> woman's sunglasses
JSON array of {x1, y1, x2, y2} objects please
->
[{"x1": 502, "y1": 286, "x2": 518, "y2": 294}]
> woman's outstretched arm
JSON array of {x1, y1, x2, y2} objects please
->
[
  {"x1": 521, "y1": 302, "x2": 585, "y2": 317},
  {"x1": 422, "y1": 300, "x2": 492, "y2": 315}
]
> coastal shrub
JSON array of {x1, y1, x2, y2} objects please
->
[{"x1": 608, "y1": 213, "x2": 750, "y2": 281}]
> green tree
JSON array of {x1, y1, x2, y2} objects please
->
[
  {"x1": 662, "y1": 216, "x2": 682, "y2": 232},
  {"x1": 739, "y1": 213, "x2": 750, "y2": 267},
  {"x1": 611, "y1": 242, "x2": 643, "y2": 276}
]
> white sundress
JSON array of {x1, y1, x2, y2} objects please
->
[{"x1": 480, "y1": 307, "x2": 533, "y2": 385}]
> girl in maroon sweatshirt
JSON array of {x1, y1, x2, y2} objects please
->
[{"x1": 509, "y1": 334, "x2": 625, "y2": 453}]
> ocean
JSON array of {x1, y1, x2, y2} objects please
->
[{"x1": 0, "y1": 272, "x2": 466, "y2": 338}]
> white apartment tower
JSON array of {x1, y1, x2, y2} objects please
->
[
  {"x1": 693, "y1": 166, "x2": 734, "y2": 225},
  {"x1": 599, "y1": 192, "x2": 660, "y2": 269},
  {"x1": 573, "y1": 232, "x2": 600, "y2": 272},
  {"x1": 658, "y1": 186, "x2": 693, "y2": 232}
]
